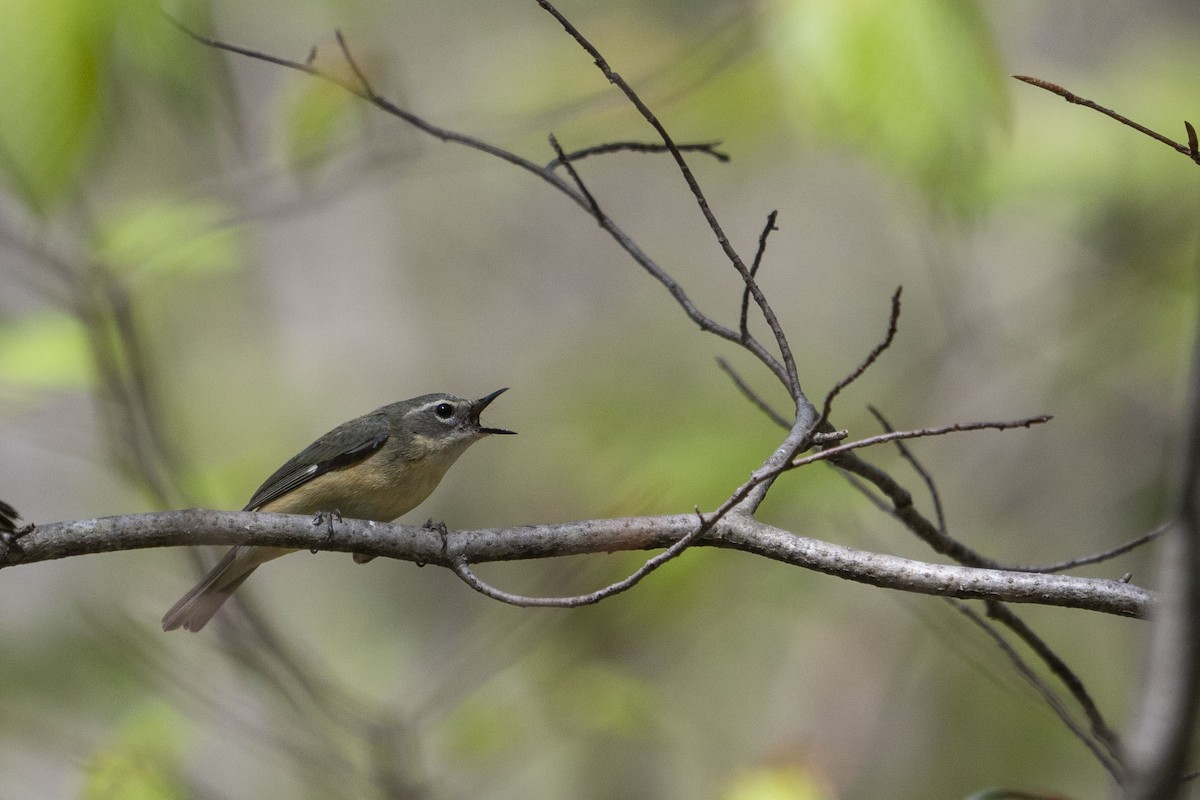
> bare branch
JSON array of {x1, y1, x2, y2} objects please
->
[
  {"x1": 1014, "y1": 520, "x2": 1170, "y2": 574},
  {"x1": 792, "y1": 415, "x2": 1053, "y2": 470},
  {"x1": 534, "y1": 0, "x2": 805, "y2": 403},
  {"x1": 868, "y1": 405, "x2": 948, "y2": 535},
  {"x1": 817, "y1": 287, "x2": 902, "y2": 428},
  {"x1": 984, "y1": 601, "x2": 1122, "y2": 762},
  {"x1": 0, "y1": 510, "x2": 1153, "y2": 619},
  {"x1": 740, "y1": 210, "x2": 779, "y2": 340},
  {"x1": 548, "y1": 133, "x2": 602, "y2": 216},
  {"x1": 949, "y1": 600, "x2": 1121, "y2": 777},
  {"x1": 1014, "y1": 75, "x2": 1200, "y2": 166},
  {"x1": 545, "y1": 140, "x2": 729, "y2": 171}
]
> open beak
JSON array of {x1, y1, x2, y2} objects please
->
[{"x1": 468, "y1": 387, "x2": 516, "y2": 435}]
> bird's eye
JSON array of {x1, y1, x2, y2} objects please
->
[{"x1": 434, "y1": 402, "x2": 455, "y2": 419}]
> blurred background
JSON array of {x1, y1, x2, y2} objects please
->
[{"x1": 0, "y1": 0, "x2": 1198, "y2": 797}]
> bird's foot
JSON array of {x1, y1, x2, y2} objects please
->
[
  {"x1": 423, "y1": 518, "x2": 451, "y2": 560},
  {"x1": 0, "y1": 524, "x2": 33, "y2": 557},
  {"x1": 311, "y1": 509, "x2": 343, "y2": 553}
]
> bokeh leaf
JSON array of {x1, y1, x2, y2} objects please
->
[
  {"x1": 92, "y1": 197, "x2": 243, "y2": 281},
  {"x1": 767, "y1": 0, "x2": 1010, "y2": 212},
  {"x1": 722, "y1": 764, "x2": 833, "y2": 800},
  {"x1": 81, "y1": 704, "x2": 188, "y2": 800},
  {"x1": 0, "y1": 313, "x2": 90, "y2": 389},
  {"x1": 0, "y1": 0, "x2": 109, "y2": 212},
  {"x1": 280, "y1": 77, "x2": 363, "y2": 173}
]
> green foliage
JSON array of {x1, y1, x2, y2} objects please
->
[
  {"x1": 0, "y1": 313, "x2": 90, "y2": 389},
  {"x1": 0, "y1": 0, "x2": 110, "y2": 213},
  {"x1": 91, "y1": 196, "x2": 244, "y2": 282},
  {"x1": 551, "y1": 662, "x2": 658, "y2": 738},
  {"x1": 81, "y1": 704, "x2": 188, "y2": 800},
  {"x1": 767, "y1": 0, "x2": 1010, "y2": 212},
  {"x1": 722, "y1": 765, "x2": 833, "y2": 800},
  {"x1": 281, "y1": 77, "x2": 364, "y2": 173}
]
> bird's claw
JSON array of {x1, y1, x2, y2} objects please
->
[
  {"x1": 311, "y1": 509, "x2": 342, "y2": 553},
  {"x1": 423, "y1": 518, "x2": 451, "y2": 559},
  {"x1": 0, "y1": 524, "x2": 33, "y2": 556}
]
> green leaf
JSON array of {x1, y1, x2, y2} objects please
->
[
  {"x1": 0, "y1": 313, "x2": 90, "y2": 389},
  {"x1": 722, "y1": 765, "x2": 833, "y2": 800},
  {"x1": 92, "y1": 197, "x2": 244, "y2": 281},
  {"x1": 0, "y1": 0, "x2": 109, "y2": 212},
  {"x1": 280, "y1": 77, "x2": 363, "y2": 173},
  {"x1": 81, "y1": 704, "x2": 189, "y2": 800},
  {"x1": 767, "y1": 0, "x2": 1010, "y2": 212}
]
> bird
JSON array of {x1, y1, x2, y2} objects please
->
[{"x1": 162, "y1": 389, "x2": 514, "y2": 632}]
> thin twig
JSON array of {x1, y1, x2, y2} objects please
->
[
  {"x1": 535, "y1": 0, "x2": 804, "y2": 402},
  {"x1": 448, "y1": 418, "x2": 817, "y2": 608},
  {"x1": 868, "y1": 406, "x2": 948, "y2": 535},
  {"x1": 741, "y1": 211, "x2": 779, "y2": 340},
  {"x1": 949, "y1": 599, "x2": 1121, "y2": 777},
  {"x1": 1014, "y1": 521, "x2": 1171, "y2": 574},
  {"x1": 831, "y1": 451, "x2": 1002, "y2": 568},
  {"x1": 818, "y1": 287, "x2": 902, "y2": 428},
  {"x1": 1014, "y1": 75, "x2": 1200, "y2": 166},
  {"x1": 985, "y1": 601, "x2": 1122, "y2": 761},
  {"x1": 171, "y1": 17, "x2": 796, "y2": 393},
  {"x1": 548, "y1": 134, "x2": 602, "y2": 216},
  {"x1": 545, "y1": 140, "x2": 729, "y2": 171},
  {"x1": 792, "y1": 416, "x2": 1053, "y2": 470},
  {"x1": 716, "y1": 356, "x2": 790, "y2": 429}
]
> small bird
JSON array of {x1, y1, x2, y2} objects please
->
[{"x1": 162, "y1": 389, "x2": 514, "y2": 632}]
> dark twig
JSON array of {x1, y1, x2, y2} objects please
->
[
  {"x1": 1014, "y1": 75, "x2": 1200, "y2": 166},
  {"x1": 447, "y1": 417, "x2": 817, "y2": 608},
  {"x1": 535, "y1": 0, "x2": 804, "y2": 403},
  {"x1": 171, "y1": 18, "x2": 796, "y2": 392},
  {"x1": 741, "y1": 211, "x2": 779, "y2": 340},
  {"x1": 859, "y1": 409, "x2": 1120, "y2": 762},
  {"x1": 821, "y1": 417, "x2": 1050, "y2": 569},
  {"x1": 831, "y1": 452, "x2": 1002, "y2": 569},
  {"x1": 792, "y1": 416, "x2": 1054, "y2": 470},
  {"x1": 548, "y1": 134, "x2": 602, "y2": 216},
  {"x1": 716, "y1": 356, "x2": 790, "y2": 429},
  {"x1": 985, "y1": 601, "x2": 1122, "y2": 761},
  {"x1": 1014, "y1": 521, "x2": 1171, "y2": 574},
  {"x1": 817, "y1": 287, "x2": 902, "y2": 429},
  {"x1": 545, "y1": 140, "x2": 729, "y2": 171},
  {"x1": 949, "y1": 600, "x2": 1121, "y2": 777},
  {"x1": 868, "y1": 406, "x2": 948, "y2": 535}
]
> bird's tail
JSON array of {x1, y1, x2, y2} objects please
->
[{"x1": 161, "y1": 546, "x2": 284, "y2": 632}]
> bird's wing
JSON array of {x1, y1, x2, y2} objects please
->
[
  {"x1": 0, "y1": 500, "x2": 20, "y2": 533},
  {"x1": 243, "y1": 412, "x2": 390, "y2": 511}
]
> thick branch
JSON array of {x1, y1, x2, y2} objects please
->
[{"x1": 1, "y1": 510, "x2": 1152, "y2": 619}]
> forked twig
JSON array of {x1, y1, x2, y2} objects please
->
[{"x1": 534, "y1": 0, "x2": 804, "y2": 403}]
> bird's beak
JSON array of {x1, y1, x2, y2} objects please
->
[{"x1": 469, "y1": 387, "x2": 516, "y2": 435}]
